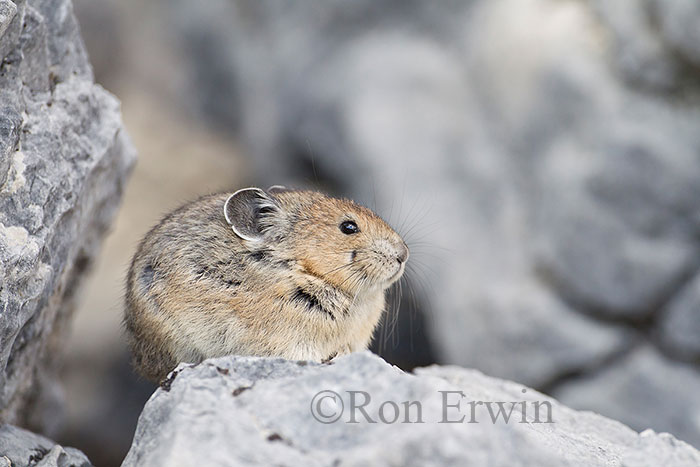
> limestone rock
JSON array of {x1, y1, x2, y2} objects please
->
[
  {"x1": 0, "y1": 0, "x2": 136, "y2": 433},
  {"x1": 123, "y1": 352, "x2": 700, "y2": 467},
  {"x1": 0, "y1": 424, "x2": 91, "y2": 467}
]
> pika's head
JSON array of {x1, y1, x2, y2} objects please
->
[{"x1": 224, "y1": 186, "x2": 408, "y2": 296}]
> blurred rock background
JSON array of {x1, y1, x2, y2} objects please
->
[{"x1": 60, "y1": 0, "x2": 700, "y2": 465}]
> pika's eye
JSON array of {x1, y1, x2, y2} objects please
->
[{"x1": 339, "y1": 220, "x2": 359, "y2": 235}]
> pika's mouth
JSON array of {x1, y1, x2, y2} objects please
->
[{"x1": 384, "y1": 263, "x2": 405, "y2": 286}]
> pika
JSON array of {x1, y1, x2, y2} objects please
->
[{"x1": 124, "y1": 186, "x2": 409, "y2": 381}]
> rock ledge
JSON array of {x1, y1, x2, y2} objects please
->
[{"x1": 123, "y1": 352, "x2": 700, "y2": 467}]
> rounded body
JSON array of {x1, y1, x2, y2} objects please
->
[{"x1": 125, "y1": 188, "x2": 408, "y2": 381}]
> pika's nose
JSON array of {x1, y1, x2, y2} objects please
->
[{"x1": 396, "y1": 242, "x2": 409, "y2": 264}]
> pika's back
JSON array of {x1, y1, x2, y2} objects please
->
[
  {"x1": 124, "y1": 187, "x2": 408, "y2": 381},
  {"x1": 128, "y1": 193, "x2": 244, "y2": 292}
]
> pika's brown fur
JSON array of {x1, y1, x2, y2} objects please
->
[{"x1": 124, "y1": 187, "x2": 408, "y2": 381}]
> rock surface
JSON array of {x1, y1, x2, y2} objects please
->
[
  {"x1": 0, "y1": 0, "x2": 136, "y2": 435},
  {"x1": 0, "y1": 424, "x2": 91, "y2": 467},
  {"x1": 123, "y1": 352, "x2": 700, "y2": 467},
  {"x1": 166, "y1": 0, "x2": 700, "y2": 446},
  {"x1": 553, "y1": 345, "x2": 700, "y2": 448}
]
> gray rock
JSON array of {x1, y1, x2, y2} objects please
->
[
  {"x1": 554, "y1": 345, "x2": 700, "y2": 449},
  {"x1": 0, "y1": 424, "x2": 91, "y2": 467},
  {"x1": 123, "y1": 352, "x2": 700, "y2": 467},
  {"x1": 0, "y1": 0, "x2": 136, "y2": 433},
  {"x1": 592, "y1": 0, "x2": 700, "y2": 88},
  {"x1": 591, "y1": 0, "x2": 680, "y2": 90},
  {"x1": 0, "y1": 1, "x2": 16, "y2": 40},
  {"x1": 430, "y1": 280, "x2": 631, "y2": 388},
  {"x1": 0, "y1": 0, "x2": 20, "y2": 64},
  {"x1": 659, "y1": 274, "x2": 700, "y2": 360},
  {"x1": 532, "y1": 132, "x2": 700, "y2": 316},
  {"x1": 651, "y1": 0, "x2": 700, "y2": 68}
]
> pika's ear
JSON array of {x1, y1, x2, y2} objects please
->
[{"x1": 224, "y1": 187, "x2": 280, "y2": 242}]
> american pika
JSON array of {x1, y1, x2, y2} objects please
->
[{"x1": 124, "y1": 186, "x2": 409, "y2": 381}]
